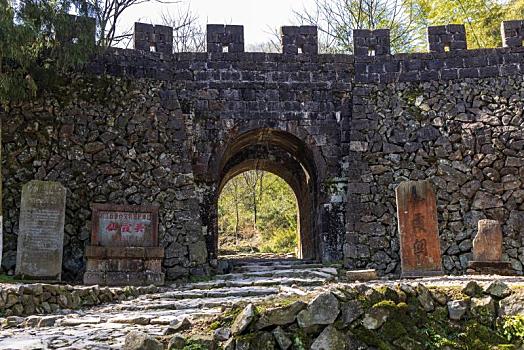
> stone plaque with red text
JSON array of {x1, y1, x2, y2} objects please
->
[
  {"x1": 91, "y1": 203, "x2": 159, "y2": 247},
  {"x1": 396, "y1": 180, "x2": 443, "y2": 277},
  {"x1": 84, "y1": 203, "x2": 164, "y2": 286}
]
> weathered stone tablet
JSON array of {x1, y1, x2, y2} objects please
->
[
  {"x1": 468, "y1": 219, "x2": 513, "y2": 275},
  {"x1": 473, "y1": 220, "x2": 502, "y2": 262},
  {"x1": 396, "y1": 180, "x2": 443, "y2": 277},
  {"x1": 16, "y1": 180, "x2": 66, "y2": 280}
]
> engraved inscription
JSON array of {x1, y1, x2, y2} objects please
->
[
  {"x1": 16, "y1": 180, "x2": 66, "y2": 280},
  {"x1": 396, "y1": 180, "x2": 442, "y2": 277}
]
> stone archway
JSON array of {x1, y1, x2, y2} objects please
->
[{"x1": 207, "y1": 128, "x2": 321, "y2": 261}]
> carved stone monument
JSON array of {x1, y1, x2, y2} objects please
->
[
  {"x1": 467, "y1": 219, "x2": 513, "y2": 275},
  {"x1": 16, "y1": 180, "x2": 66, "y2": 280},
  {"x1": 396, "y1": 180, "x2": 443, "y2": 277},
  {"x1": 83, "y1": 203, "x2": 164, "y2": 286}
]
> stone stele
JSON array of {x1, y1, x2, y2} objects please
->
[
  {"x1": 473, "y1": 220, "x2": 502, "y2": 262},
  {"x1": 396, "y1": 180, "x2": 443, "y2": 277},
  {"x1": 16, "y1": 180, "x2": 66, "y2": 280}
]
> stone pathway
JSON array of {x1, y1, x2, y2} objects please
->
[
  {"x1": 0, "y1": 259, "x2": 339, "y2": 349},
  {"x1": 1, "y1": 258, "x2": 523, "y2": 350}
]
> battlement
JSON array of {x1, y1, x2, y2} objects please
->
[
  {"x1": 61, "y1": 14, "x2": 524, "y2": 57},
  {"x1": 60, "y1": 14, "x2": 524, "y2": 84}
]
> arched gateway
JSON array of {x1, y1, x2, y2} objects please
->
[{"x1": 203, "y1": 128, "x2": 322, "y2": 261}]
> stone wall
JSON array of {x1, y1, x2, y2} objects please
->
[
  {"x1": 346, "y1": 76, "x2": 524, "y2": 275},
  {"x1": 0, "y1": 282, "x2": 159, "y2": 318},
  {"x1": 2, "y1": 49, "x2": 352, "y2": 279},
  {"x1": 2, "y1": 20, "x2": 524, "y2": 279},
  {"x1": 2, "y1": 76, "x2": 206, "y2": 280}
]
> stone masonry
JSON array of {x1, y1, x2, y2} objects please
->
[{"x1": 2, "y1": 18, "x2": 524, "y2": 280}]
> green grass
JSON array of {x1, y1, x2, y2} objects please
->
[{"x1": 0, "y1": 275, "x2": 17, "y2": 283}]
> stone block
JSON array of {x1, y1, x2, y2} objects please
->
[
  {"x1": 206, "y1": 24, "x2": 244, "y2": 53},
  {"x1": 90, "y1": 203, "x2": 160, "y2": 247},
  {"x1": 473, "y1": 220, "x2": 502, "y2": 261},
  {"x1": 134, "y1": 22, "x2": 173, "y2": 54},
  {"x1": 281, "y1": 26, "x2": 318, "y2": 54},
  {"x1": 501, "y1": 20, "x2": 524, "y2": 47},
  {"x1": 16, "y1": 181, "x2": 67, "y2": 281},
  {"x1": 83, "y1": 271, "x2": 165, "y2": 286},
  {"x1": 84, "y1": 204, "x2": 164, "y2": 286},
  {"x1": 353, "y1": 29, "x2": 390, "y2": 57},
  {"x1": 346, "y1": 269, "x2": 378, "y2": 281},
  {"x1": 427, "y1": 24, "x2": 467, "y2": 52},
  {"x1": 56, "y1": 14, "x2": 96, "y2": 48}
]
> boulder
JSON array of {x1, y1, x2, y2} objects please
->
[
  {"x1": 311, "y1": 325, "x2": 347, "y2": 350},
  {"x1": 340, "y1": 300, "x2": 364, "y2": 326},
  {"x1": 123, "y1": 331, "x2": 163, "y2": 350},
  {"x1": 499, "y1": 291, "x2": 524, "y2": 317},
  {"x1": 167, "y1": 334, "x2": 186, "y2": 349},
  {"x1": 297, "y1": 292, "x2": 340, "y2": 328},
  {"x1": 164, "y1": 318, "x2": 192, "y2": 335},
  {"x1": 272, "y1": 326, "x2": 292, "y2": 350},
  {"x1": 470, "y1": 296, "x2": 496, "y2": 324},
  {"x1": 485, "y1": 281, "x2": 511, "y2": 299},
  {"x1": 416, "y1": 284, "x2": 434, "y2": 312},
  {"x1": 362, "y1": 307, "x2": 389, "y2": 330},
  {"x1": 231, "y1": 304, "x2": 256, "y2": 335},
  {"x1": 213, "y1": 327, "x2": 231, "y2": 341},
  {"x1": 462, "y1": 281, "x2": 483, "y2": 297},
  {"x1": 447, "y1": 300, "x2": 468, "y2": 320},
  {"x1": 254, "y1": 301, "x2": 306, "y2": 330}
]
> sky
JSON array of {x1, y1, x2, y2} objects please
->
[{"x1": 119, "y1": 0, "x2": 316, "y2": 47}]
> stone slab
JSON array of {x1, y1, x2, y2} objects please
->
[
  {"x1": 396, "y1": 180, "x2": 443, "y2": 278},
  {"x1": 467, "y1": 261, "x2": 514, "y2": 276},
  {"x1": 85, "y1": 258, "x2": 162, "y2": 272},
  {"x1": 85, "y1": 246, "x2": 164, "y2": 259},
  {"x1": 83, "y1": 271, "x2": 165, "y2": 286},
  {"x1": 473, "y1": 220, "x2": 502, "y2": 262},
  {"x1": 346, "y1": 269, "x2": 378, "y2": 281},
  {"x1": 16, "y1": 181, "x2": 66, "y2": 280},
  {"x1": 90, "y1": 203, "x2": 159, "y2": 247}
]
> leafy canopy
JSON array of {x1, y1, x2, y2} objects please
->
[{"x1": 0, "y1": 0, "x2": 96, "y2": 106}]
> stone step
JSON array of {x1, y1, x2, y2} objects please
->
[
  {"x1": 232, "y1": 263, "x2": 330, "y2": 272},
  {"x1": 214, "y1": 267, "x2": 339, "y2": 280},
  {"x1": 112, "y1": 295, "x2": 278, "y2": 312},
  {"x1": 229, "y1": 259, "x2": 318, "y2": 266},
  {"x1": 149, "y1": 286, "x2": 280, "y2": 300},
  {"x1": 178, "y1": 276, "x2": 329, "y2": 290}
]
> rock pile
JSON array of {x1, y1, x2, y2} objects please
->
[
  {"x1": 0, "y1": 283, "x2": 159, "y2": 317},
  {"x1": 177, "y1": 280, "x2": 524, "y2": 350}
]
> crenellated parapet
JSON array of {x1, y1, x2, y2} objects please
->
[
  {"x1": 353, "y1": 29, "x2": 391, "y2": 57},
  {"x1": 206, "y1": 24, "x2": 245, "y2": 53},
  {"x1": 501, "y1": 20, "x2": 524, "y2": 47},
  {"x1": 134, "y1": 22, "x2": 173, "y2": 54},
  {"x1": 58, "y1": 14, "x2": 524, "y2": 85},
  {"x1": 56, "y1": 14, "x2": 96, "y2": 47},
  {"x1": 427, "y1": 24, "x2": 467, "y2": 52},
  {"x1": 281, "y1": 26, "x2": 318, "y2": 54}
]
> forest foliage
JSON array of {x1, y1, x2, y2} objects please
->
[{"x1": 218, "y1": 171, "x2": 298, "y2": 255}]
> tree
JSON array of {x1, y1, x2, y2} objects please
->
[
  {"x1": 413, "y1": 0, "x2": 505, "y2": 49},
  {"x1": 161, "y1": 5, "x2": 205, "y2": 52},
  {"x1": 218, "y1": 171, "x2": 298, "y2": 255},
  {"x1": 293, "y1": 0, "x2": 425, "y2": 53},
  {"x1": 0, "y1": 0, "x2": 95, "y2": 106}
]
